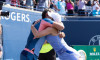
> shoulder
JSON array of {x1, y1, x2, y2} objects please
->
[
  {"x1": 43, "y1": 18, "x2": 54, "y2": 24},
  {"x1": 71, "y1": 2, "x2": 74, "y2": 4}
]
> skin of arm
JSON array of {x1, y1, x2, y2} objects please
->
[
  {"x1": 33, "y1": 11, "x2": 64, "y2": 31},
  {"x1": 71, "y1": 2, "x2": 74, "y2": 8},
  {"x1": 52, "y1": 22, "x2": 64, "y2": 30},
  {"x1": 52, "y1": 1, "x2": 60, "y2": 11},
  {"x1": 31, "y1": 24, "x2": 65, "y2": 38},
  {"x1": 84, "y1": 1, "x2": 87, "y2": 4},
  {"x1": 53, "y1": 5, "x2": 60, "y2": 11},
  {"x1": 34, "y1": 18, "x2": 64, "y2": 31},
  {"x1": 48, "y1": 0, "x2": 51, "y2": 8},
  {"x1": 31, "y1": 25, "x2": 58, "y2": 38},
  {"x1": 33, "y1": 0, "x2": 36, "y2": 5}
]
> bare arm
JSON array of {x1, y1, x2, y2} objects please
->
[
  {"x1": 71, "y1": 2, "x2": 74, "y2": 8},
  {"x1": 48, "y1": 0, "x2": 50, "y2": 8},
  {"x1": 52, "y1": 22, "x2": 64, "y2": 30},
  {"x1": 84, "y1": 1, "x2": 87, "y2": 4},
  {"x1": 33, "y1": 0, "x2": 36, "y2": 5},
  {"x1": 53, "y1": 5, "x2": 60, "y2": 11},
  {"x1": 31, "y1": 25, "x2": 56, "y2": 38},
  {"x1": 34, "y1": 19, "x2": 64, "y2": 31}
]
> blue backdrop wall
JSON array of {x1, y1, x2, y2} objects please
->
[
  {"x1": 1, "y1": 6, "x2": 41, "y2": 60},
  {"x1": 1, "y1": 6, "x2": 100, "y2": 60}
]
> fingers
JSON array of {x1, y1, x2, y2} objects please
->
[
  {"x1": 31, "y1": 19, "x2": 41, "y2": 29},
  {"x1": 33, "y1": 19, "x2": 41, "y2": 25},
  {"x1": 31, "y1": 19, "x2": 40, "y2": 29},
  {"x1": 59, "y1": 32, "x2": 65, "y2": 38},
  {"x1": 31, "y1": 25, "x2": 34, "y2": 30}
]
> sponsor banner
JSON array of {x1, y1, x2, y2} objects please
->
[{"x1": 73, "y1": 45, "x2": 100, "y2": 60}]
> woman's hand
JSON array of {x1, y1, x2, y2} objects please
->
[
  {"x1": 59, "y1": 32, "x2": 65, "y2": 38},
  {"x1": 31, "y1": 25, "x2": 35, "y2": 31},
  {"x1": 33, "y1": 19, "x2": 41, "y2": 26},
  {"x1": 31, "y1": 19, "x2": 41, "y2": 30}
]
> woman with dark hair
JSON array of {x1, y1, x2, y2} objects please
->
[
  {"x1": 31, "y1": 12, "x2": 82, "y2": 60},
  {"x1": 20, "y1": 9, "x2": 64, "y2": 60},
  {"x1": 65, "y1": 0, "x2": 74, "y2": 16}
]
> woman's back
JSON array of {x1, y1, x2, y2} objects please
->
[
  {"x1": 46, "y1": 35, "x2": 63, "y2": 52},
  {"x1": 66, "y1": 2, "x2": 74, "y2": 10},
  {"x1": 46, "y1": 35, "x2": 81, "y2": 60}
]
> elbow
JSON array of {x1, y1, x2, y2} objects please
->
[
  {"x1": 59, "y1": 25, "x2": 65, "y2": 30},
  {"x1": 62, "y1": 25, "x2": 65, "y2": 30},
  {"x1": 58, "y1": 24, "x2": 65, "y2": 30},
  {"x1": 56, "y1": 25, "x2": 65, "y2": 31},
  {"x1": 34, "y1": 34, "x2": 40, "y2": 38},
  {"x1": 53, "y1": 22, "x2": 65, "y2": 30},
  {"x1": 59, "y1": 22, "x2": 65, "y2": 30},
  {"x1": 34, "y1": 33, "x2": 42, "y2": 38}
]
